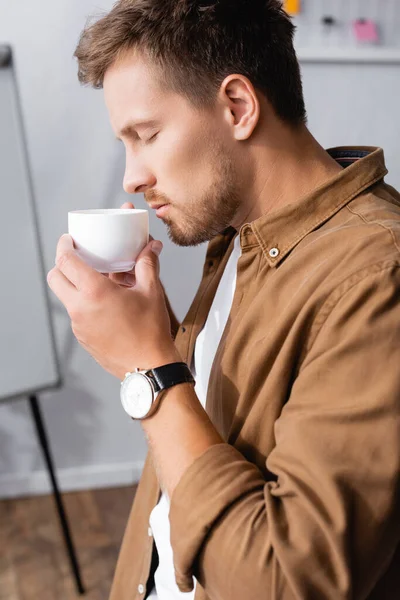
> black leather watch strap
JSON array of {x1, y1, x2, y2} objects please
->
[{"x1": 145, "y1": 362, "x2": 195, "y2": 392}]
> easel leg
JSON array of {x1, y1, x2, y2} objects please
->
[{"x1": 29, "y1": 394, "x2": 85, "y2": 595}]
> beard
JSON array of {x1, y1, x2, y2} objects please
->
[{"x1": 145, "y1": 143, "x2": 242, "y2": 247}]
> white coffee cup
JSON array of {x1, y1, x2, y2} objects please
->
[{"x1": 68, "y1": 209, "x2": 149, "y2": 273}]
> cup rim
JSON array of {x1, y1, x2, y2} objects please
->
[{"x1": 68, "y1": 209, "x2": 148, "y2": 216}]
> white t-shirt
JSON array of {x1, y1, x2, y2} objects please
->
[{"x1": 147, "y1": 233, "x2": 242, "y2": 600}]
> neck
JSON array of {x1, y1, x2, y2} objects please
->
[{"x1": 233, "y1": 123, "x2": 343, "y2": 230}]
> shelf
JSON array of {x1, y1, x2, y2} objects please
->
[{"x1": 297, "y1": 47, "x2": 400, "y2": 64}]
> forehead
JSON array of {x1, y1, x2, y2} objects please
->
[{"x1": 104, "y1": 51, "x2": 182, "y2": 132}]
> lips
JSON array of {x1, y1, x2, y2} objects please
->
[{"x1": 155, "y1": 205, "x2": 170, "y2": 218}]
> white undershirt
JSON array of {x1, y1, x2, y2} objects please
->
[{"x1": 147, "y1": 233, "x2": 241, "y2": 600}]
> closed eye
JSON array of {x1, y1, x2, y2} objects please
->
[{"x1": 146, "y1": 132, "x2": 159, "y2": 144}]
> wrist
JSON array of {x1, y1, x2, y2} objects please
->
[
  {"x1": 120, "y1": 345, "x2": 184, "y2": 380},
  {"x1": 146, "y1": 346, "x2": 184, "y2": 370}
]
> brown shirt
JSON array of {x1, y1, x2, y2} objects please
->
[{"x1": 110, "y1": 147, "x2": 400, "y2": 600}]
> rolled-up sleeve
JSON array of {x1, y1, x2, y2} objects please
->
[{"x1": 169, "y1": 263, "x2": 400, "y2": 600}]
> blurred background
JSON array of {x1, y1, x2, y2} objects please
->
[{"x1": 0, "y1": 0, "x2": 399, "y2": 598}]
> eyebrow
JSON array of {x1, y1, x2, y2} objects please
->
[{"x1": 116, "y1": 120, "x2": 159, "y2": 140}]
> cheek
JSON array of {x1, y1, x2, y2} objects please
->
[
  {"x1": 169, "y1": 129, "x2": 214, "y2": 189},
  {"x1": 156, "y1": 128, "x2": 212, "y2": 193}
]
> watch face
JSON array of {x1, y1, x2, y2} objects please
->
[{"x1": 121, "y1": 373, "x2": 154, "y2": 419}]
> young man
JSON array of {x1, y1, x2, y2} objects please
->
[{"x1": 49, "y1": 1, "x2": 399, "y2": 598}]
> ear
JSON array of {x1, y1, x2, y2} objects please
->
[{"x1": 219, "y1": 75, "x2": 261, "y2": 141}]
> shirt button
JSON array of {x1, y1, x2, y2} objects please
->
[
  {"x1": 148, "y1": 526, "x2": 153, "y2": 537},
  {"x1": 269, "y1": 247, "x2": 280, "y2": 258},
  {"x1": 138, "y1": 584, "x2": 145, "y2": 594}
]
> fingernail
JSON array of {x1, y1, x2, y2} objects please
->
[{"x1": 152, "y1": 241, "x2": 163, "y2": 256}]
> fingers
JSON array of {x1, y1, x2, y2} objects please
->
[
  {"x1": 121, "y1": 201, "x2": 135, "y2": 209},
  {"x1": 56, "y1": 234, "x2": 100, "y2": 291},
  {"x1": 109, "y1": 236, "x2": 154, "y2": 287}
]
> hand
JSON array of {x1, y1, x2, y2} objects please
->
[
  {"x1": 47, "y1": 225, "x2": 182, "y2": 380},
  {"x1": 108, "y1": 201, "x2": 181, "y2": 340}
]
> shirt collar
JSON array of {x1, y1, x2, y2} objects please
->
[{"x1": 238, "y1": 146, "x2": 388, "y2": 267}]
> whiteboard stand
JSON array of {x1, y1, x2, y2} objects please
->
[
  {"x1": 0, "y1": 45, "x2": 84, "y2": 595},
  {"x1": 29, "y1": 394, "x2": 85, "y2": 595}
]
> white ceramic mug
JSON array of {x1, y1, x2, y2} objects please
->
[{"x1": 68, "y1": 209, "x2": 149, "y2": 273}]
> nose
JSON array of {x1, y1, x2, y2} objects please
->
[{"x1": 123, "y1": 156, "x2": 156, "y2": 195}]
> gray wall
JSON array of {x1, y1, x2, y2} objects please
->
[{"x1": 0, "y1": 1, "x2": 399, "y2": 497}]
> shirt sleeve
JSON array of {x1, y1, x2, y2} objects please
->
[{"x1": 168, "y1": 263, "x2": 400, "y2": 600}]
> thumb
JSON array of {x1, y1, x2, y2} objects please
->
[{"x1": 134, "y1": 239, "x2": 163, "y2": 288}]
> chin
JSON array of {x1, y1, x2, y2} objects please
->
[{"x1": 167, "y1": 223, "x2": 217, "y2": 247}]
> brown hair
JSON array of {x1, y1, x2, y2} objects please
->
[{"x1": 74, "y1": 0, "x2": 307, "y2": 126}]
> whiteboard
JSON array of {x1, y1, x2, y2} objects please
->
[{"x1": 0, "y1": 46, "x2": 61, "y2": 402}]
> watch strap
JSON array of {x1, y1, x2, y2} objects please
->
[{"x1": 145, "y1": 362, "x2": 195, "y2": 392}]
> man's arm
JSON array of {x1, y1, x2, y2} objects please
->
[
  {"x1": 142, "y1": 264, "x2": 400, "y2": 599},
  {"x1": 142, "y1": 382, "x2": 223, "y2": 496}
]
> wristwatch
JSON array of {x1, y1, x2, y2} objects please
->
[{"x1": 120, "y1": 362, "x2": 195, "y2": 420}]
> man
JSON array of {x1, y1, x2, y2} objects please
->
[{"x1": 47, "y1": 0, "x2": 400, "y2": 598}]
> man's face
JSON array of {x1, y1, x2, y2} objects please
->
[{"x1": 104, "y1": 52, "x2": 243, "y2": 246}]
